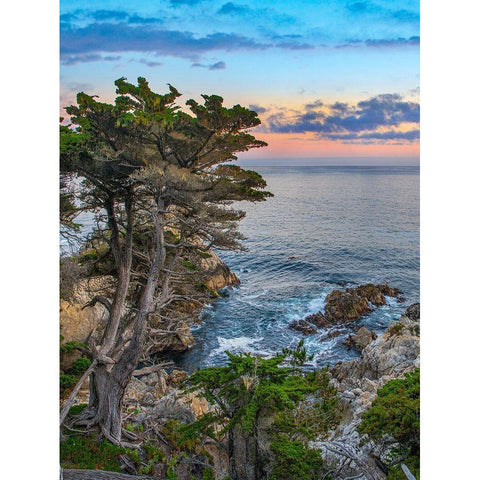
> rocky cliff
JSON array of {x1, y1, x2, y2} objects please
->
[
  {"x1": 314, "y1": 303, "x2": 420, "y2": 479},
  {"x1": 60, "y1": 250, "x2": 239, "y2": 369}
]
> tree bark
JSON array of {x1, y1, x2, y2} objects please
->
[{"x1": 83, "y1": 196, "x2": 170, "y2": 444}]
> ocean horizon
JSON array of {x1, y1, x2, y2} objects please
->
[{"x1": 179, "y1": 164, "x2": 419, "y2": 371}]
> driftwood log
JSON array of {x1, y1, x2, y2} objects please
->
[{"x1": 62, "y1": 469, "x2": 154, "y2": 480}]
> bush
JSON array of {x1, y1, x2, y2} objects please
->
[
  {"x1": 68, "y1": 357, "x2": 91, "y2": 375},
  {"x1": 60, "y1": 374, "x2": 77, "y2": 389},
  {"x1": 270, "y1": 437, "x2": 323, "y2": 480},
  {"x1": 60, "y1": 434, "x2": 132, "y2": 471},
  {"x1": 68, "y1": 404, "x2": 88, "y2": 416},
  {"x1": 358, "y1": 368, "x2": 420, "y2": 474}
]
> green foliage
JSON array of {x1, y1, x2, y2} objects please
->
[
  {"x1": 68, "y1": 404, "x2": 88, "y2": 416},
  {"x1": 68, "y1": 357, "x2": 92, "y2": 375},
  {"x1": 387, "y1": 323, "x2": 405, "y2": 336},
  {"x1": 186, "y1": 341, "x2": 337, "y2": 434},
  {"x1": 137, "y1": 442, "x2": 166, "y2": 475},
  {"x1": 60, "y1": 433, "x2": 135, "y2": 471},
  {"x1": 385, "y1": 456, "x2": 420, "y2": 479},
  {"x1": 201, "y1": 468, "x2": 215, "y2": 480},
  {"x1": 182, "y1": 260, "x2": 198, "y2": 271},
  {"x1": 184, "y1": 341, "x2": 340, "y2": 477},
  {"x1": 163, "y1": 420, "x2": 200, "y2": 452},
  {"x1": 359, "y1": 368, "x2": 420, "y2": 468},
  {"x1": 195, "y1": 282, "x2": 220, "y2": 298},
  {"x1": 60, "y1": 374, "x2": 77, "y2": 389},
  {"x1": 60, "y1": 341, "x2": 88, "y2": 355},
  {"x1": 270, "y1": 437, "x2": 323, "y2": 480},
  {"x1": 61, "y1": 433, "x2": 167, "y2": 475}
]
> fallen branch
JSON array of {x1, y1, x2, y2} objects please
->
[
  {"x1": 60, "y1": 359, "x2": 98, "y2": 426},
  {"x1": 62, "y1": 469, "x2": 154, "y2": 480},
  {"x1": 132, "y1": 363, "x2": 174, "y2": 376}
]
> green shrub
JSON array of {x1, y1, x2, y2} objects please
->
[
  {"x1": 68, "y1": 357, "x2": 92, "y2": 375},
  {"x1": 60, "y1": 374, "x2": 77, "y2": 389},
  {"x1": 60, "y1": 341, "x2": 88, "y2": 354},
  {"x1": 359, "y1": 368, "x2": 420, "y2": 474},
  {"x1": 68, "y1": 404, "x2": 88, "y2": 416},
  {"x1": 387, "y1": 323, "x2": 405, "y2": 337},
  {"x1": 270, "y1": 436, "x2": 323, "y2": 480},
  {"x1": 60, "y1": 434, "x2": 133, "y2": 471},
  {"x1": 385, "y1": 456, "x2": 420, "y2": 480}
]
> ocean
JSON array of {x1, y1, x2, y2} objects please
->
[{"x1": 178, "y1": 165, "x2": 419, "y2": 371}]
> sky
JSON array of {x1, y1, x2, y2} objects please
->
[{"x1": 60, "y1": 0, "x2": 420, "y2": 164}]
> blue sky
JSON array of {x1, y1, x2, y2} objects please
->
[{"x1": 60, "y1": 0, "x2": 420, "y2": 162}]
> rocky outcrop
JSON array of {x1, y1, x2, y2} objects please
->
[
  {"x1": 344, "y1": 326, "x2": 377, "y2": 351},
  {"x1": 324, "y1": 289, "x2": 372, "y2": 324},
  {"x1": 324, "y1": 284, "x2": 401, "y2": 324},
  {"x1": 405, "y1": 302, "x2": 420, "y2": 321},
  {"x1": 288, "y1": 311, "x2": 330, "y2": 334},
  {"x1": 198, "y1": 250, "x2": 240, "y2": 291},
  {"x1": 289, "y1": 319, "x2": 318, "y2": 334},
  {"x1": 60, "y1": 250, "x2": 238, "y2": 358},
  {"x1": 291, "y1": 284, "x2": 402, "y2": 335},
  {"x1": 315, "y1": 304, "x2": 420, "y2": 479}
]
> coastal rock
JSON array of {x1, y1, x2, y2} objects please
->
[
  {"x1": 168, "y1": 369, "x2": 188, "y2": 386},
  {"x1": 376, "y1": 284, "x2": 402, "y2": 298},
  {"x1": 304, "y1": 311, "x2": 330, "y2": 328},
  {"x1": 350, "y1": 284, "x2": 387, "y2": 306},
  {"x1": 330, "y1": 304, "x2": 420, "y2": 425},
  {"x1": 344, "y1": 326, "x2": 377, "y2": 351},
  {"x1": 302, "y1": 284, "x2": 401, "y2": 328},
  {"x1": 324, "y1": 289, "x2": 372, "y2": 324},
  {"x1": 288, "y1": 319, "x2": 318, "y2": 335},
  {"x1": 405, "y1": 302, "x2": 420, "y2": 321},
  {"x1": 198, "y1": 250, "x2": 240, "y2": 291},
  {"x1": 315, "y1": 304, "x2": 420, "y2": 479}
]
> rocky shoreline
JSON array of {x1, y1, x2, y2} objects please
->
[
  {"x1": 315, "y1": 302, "x2": 420, "y2": 479},
  {"x1": 289, "y1": 283, "x2": 403, "y2": 335},
  {"x1": 61, "y1": 275, "x2": 419, "y2": 479}
]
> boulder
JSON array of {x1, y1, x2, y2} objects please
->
[
  {"x1": 304, "y1": 311, "x2": 330, "y2": 328},
  {"x1": 344, "y1": 326, "x2": 377, "y2": 351},
  {"x1": 405, "y1": 303, "x2": 420, "y2": 321},
  {"x1": 350, "y1": 284, "x2": 386, "y2": 306},
  {"x1": 376, "y1": 284, "x2": 402, "y2": 297},
  {"x1": 288, "y1": 319, "x2": 318, "y2": 335},
  {"x1": 168, "y1": 369, "x2": 188, "y2": 387},
  {"x1": 198, "y1": 250, "x2": 240, "y2": 291},
  {"x1": 324, "y1": 290, "x2": 372, "y2": 324}
]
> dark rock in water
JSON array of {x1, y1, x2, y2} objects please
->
[
  {"x1": 405, "y1": 303, "x2": 420, "y2": 321},
  {"x1": 289, "y1": 319, "x2": 318, "y2": 335},
  {"x1": 397, "y1": 296, "x2": 406, "y2": 303},
  {"x1": 323, "y1": 283, "x2": 401, "y2": 324},
  {"x1": 351, "y1": 283, "x2": 387, "y2": 306},
  {"x1": 325, "y1": 329, "x2": 342, "y2": 339},
  {"x1": 304, "y1": 311, "x2": 330, "y2": 328},
  {"x1": 293, "y1": 283, "x2": 402, "y2": 337},
  {"x1": 324, "y1": 290, "x2": 372, "y2": 324},
  {"x1": 344, "y1": 326, "x2": 377, "y2": 351},
  {"x1": 376, "y1": 284, "x2": 402, "y2": 297},
  {"x1": 349, "y1": 283, "x2": 402, "y2": 306}
]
